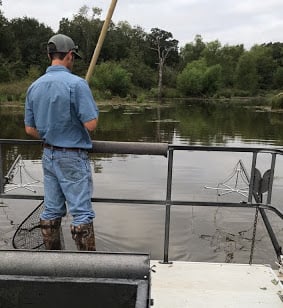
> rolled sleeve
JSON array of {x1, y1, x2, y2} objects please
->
[{"x1": 24, "y1": 90, "x2": 36, "y2": 127}]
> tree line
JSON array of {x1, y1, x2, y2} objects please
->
[{"x1": 0, "y1": 5, "x2": 283, "y2": 101}]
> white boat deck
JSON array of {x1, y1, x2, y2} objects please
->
[{"x1": 150, "y1": 261, "x2": 283, "y2": 308}]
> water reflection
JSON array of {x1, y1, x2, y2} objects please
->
[
  {"x1": 86, "y1": 101, "x2": 283, "y2": 146},
  {"x1": 3, "y1": 101, "x2": 283, "y2": 174},
  {"x1": 1, "y1": 100, "x2": 283, "y2": 146}
]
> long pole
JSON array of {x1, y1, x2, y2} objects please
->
[{"x1": 85, "y1": 0, "x2": 118, "y2": 82}]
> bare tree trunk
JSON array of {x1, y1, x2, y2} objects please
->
[{"x1": 158, "y1": 60, "x2": 164, "y2": 101}]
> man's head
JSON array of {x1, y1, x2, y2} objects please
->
[
  {"x1": 47, "y1": 34, "x2": 81, "y2": 59},
  {"x1": 47, "y1": 34, "x2": 81, "y2": 70}
]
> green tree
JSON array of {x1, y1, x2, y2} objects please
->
[
  {"x1": 203, "y1": 64, "x2": 222, "y2": 95},
  {"x1": 177, "y1": 59, "x2": 205, "y2": 96},
  {"x1": 235, "y1": 52, "x2": 258, "y2": 93},
  {"x1": 218, "y1": 44, "x2": 245, "y2": 88},
  {"x1": 0, "y1": 10, "x2": 13, "y2": 59},
  {"x1": 102, "y1": 21, "x2": 132, "y2": 62},
  {"x1": 59, "y1": 6, "x2": 103, "y2": 66},
  {"x1": 267, "y1": 42, "x2": 283, "y2": 67},
  {"x1": 0, "y1": 57, "x2": 10, "y2": 82},
  {"x1": 9, "y1": 17, "x2": 53, "y2": 74},
  {"x1": 120, "y1": 56, "x2": 155, "y2": 90},
  {"x1": 179, "y1": 35, "x2": 205, "y2": 68},
  {"x1": 273, "y1": 67, "x2": 283, "y2": 89},
  {"x1": 201, "y1": 40, "x2": 222, "y2": 66},
  {"x1": 90, "y1": 61, "x2": 131, "y2": 97},
  {"x1": 177, "y1": 59, "x2": 222, "y2": 97},
  {"x1": 0, "y1": 11, "x2": 13, "y2": 81},
  {"x1": 113, "y1": 23, "x2": 155, "y2": 90},
  {"x1": 250, "y1": 44, "x2": 276, "y2": 90},
  {"x1": 180, "y1": 38, "x2": 245, "y2": 91}
]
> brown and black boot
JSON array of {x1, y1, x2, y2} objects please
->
[
  {"x1": 71, "y1": 222, "x2": 96, "y2": 251},
  {"x1": 40, "y1": 218, "x2": 62, "y2": 250}
]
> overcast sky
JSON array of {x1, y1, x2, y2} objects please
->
[{"x1": 2, "y1": 0, "x2": 283, "y2": 49}]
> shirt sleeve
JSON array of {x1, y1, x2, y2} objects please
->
[
  {"x1": 24, "y1": 87, "x2": 36, "y2": 127},
  {"x1": 74, "y1": 79, "x2": 99, "y2": 123}
]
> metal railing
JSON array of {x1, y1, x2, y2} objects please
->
[{"x1": 0, "y1": 139, "x2": 282, "y2": 264}]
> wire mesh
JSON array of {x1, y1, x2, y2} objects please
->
[{"x1": 12, "y1": 201, "x2": 45, "y2": 250}]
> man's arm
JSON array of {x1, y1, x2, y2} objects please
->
[
  {"x1": 83, "y1": 119, "x2": 98, "y2": 132},
  {"x1": 25, "y1": 126, "x2": 40, "y2": 139}
]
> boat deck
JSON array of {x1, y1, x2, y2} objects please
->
[{"x1": 150, "y1": 261, "x2": 283, "y2": 308}]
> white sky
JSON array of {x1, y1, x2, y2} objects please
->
[{"x1": 2, "y1": 0, "x2": 283, "y2": 49}]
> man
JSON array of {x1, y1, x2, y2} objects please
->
[{"x1": 24, "y1": 34, "x2": 99, "y2": 251}]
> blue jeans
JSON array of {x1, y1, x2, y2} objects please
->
[{"x1": 40, "y1": 148, "x2": 95, "y2": 226}]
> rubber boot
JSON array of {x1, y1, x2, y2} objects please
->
[
  {"x1": 71, "y1": 222, "x2": 96, "y2": 251},
  {"x1": 40, "y1": 218, "x2": 62, "y2": 250}
]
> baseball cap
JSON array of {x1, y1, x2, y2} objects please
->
[{"x1": 47, "y1": 34, "x2": 82, "y2": 59}]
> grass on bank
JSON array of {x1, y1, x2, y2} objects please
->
[
  {"x1": 271, "y1": 92, "x2": 283, "y2": 109},
  {"x1": 0, "y1": 80, "x2": 30, "y2": 105},
  {"x1": 0, "y1": 79, "x2": 281, "y2": 109}
]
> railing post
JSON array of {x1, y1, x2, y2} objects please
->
[
  {"x1": 0, "y1": 143, "x2": 4, "y2": 195},
  {"x1": 248, "y1": 152, "x2": 257, "y2": 203},
  {"x1": 266, "y1": 153, "x2": 276, "y2": 205},
  {"x1": 162, "y1": 147, "x2": 174, "y2": 264}
]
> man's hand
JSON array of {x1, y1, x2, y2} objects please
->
[
  {"x1": 83, "y1": 119, "x2": 98, "y2": 132},
  {"x1": 25, "y1": 126, "x2": 40, "y2": 139}
]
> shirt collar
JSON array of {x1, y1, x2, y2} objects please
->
[{"x1": 46, "y1": 65, "x2": 71, "y2": 73}]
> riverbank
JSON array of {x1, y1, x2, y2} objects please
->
[
  {"x1": 0, "y1": 95, "x2": 271, "y2": 107},
  {"x1": 2, "y1": 94, "x2": 283, "y2": 117}
]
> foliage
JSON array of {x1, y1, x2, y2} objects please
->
[
  {"x1": 271, "y1": 93, "x2": 283, "y2": 109},
  {"x1": 120, "y1": 57, "x2": 156, "y2": 90},
  {"x1": 177, "y1": 60, "x2": 206, "y2": 96},
  {"x1": 273, "y1": 67, "x2": 283, "y2": 89},
  {"x1": 59, "y1": 5, "x2": 103, "y2": 64},
  {"x1": 203, "y1": 64, "x2": 222, "y2": 95},
  {"x1": 90, "y1": 61, "x2": 131, "y2": 97},
  {"x1": 201, "y1": 40, "x2": 222, "y2": 66},
  {"x1": 218, "y1": 44, "x2": 245, "y2": 88},
  {"x1": 1, "y1": 7, "x2": 283, "y2": 102},
  {"x1": 0, "y1": 80, "x2": 29, "y2": 103},
  {"x1": 0, "y1": 56, "x2": 10, "y2": 82},
  {"x1": 249, "y1": 44, "x2": 277, "y2": 90},
  {"x1": 234, "y1": 52, "x2": 258, "y2": 94},
  {"x1": 177, "y1": 59, "x2": 222, "y2": 96},
  {"x1": 148, "y1": 28, "x2": 179, "y2": 67},
  {"x1": 179, "y1": 35, "x2": 206, "y2": 68},
  {"x1": 147, "y1": 28, "x2": 179, "y2": 99},
  {"x1": 9, "y1": 17, "x2": 53, "y2": 68}
]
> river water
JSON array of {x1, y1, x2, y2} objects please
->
[{"x1": 0, "y1": 100, "x2": 283, "y2": 267}]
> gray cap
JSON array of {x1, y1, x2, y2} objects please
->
[{"x1": 47, "y1": 34, "x2": 82, "y2": 59}]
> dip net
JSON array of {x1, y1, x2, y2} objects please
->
[
  {"x1": 12, "y1": 201, "x2": 45, "y2": 249},
  {"x1": 12, "y1": 201, "x2": 64, "y2": 250}
]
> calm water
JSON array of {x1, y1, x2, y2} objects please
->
[{"x1": 1, "y1": 100, "x2": 283, "y2": 266}]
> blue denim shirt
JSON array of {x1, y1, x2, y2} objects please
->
[{"x1": 25, "y1": 65, "x2": 99, "y2": 149}]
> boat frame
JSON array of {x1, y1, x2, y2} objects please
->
[
  {"x1": 0, "y1": 139, "x2": 282, "y2": 266},
  {"x1": 1, "y1": 139, "x2": 283, "y2": 307}
]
